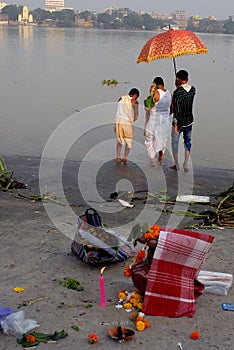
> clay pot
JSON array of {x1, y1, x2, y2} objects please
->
[
  {"x1": 131, "y1": 260, "x2": 151, "y2": 295},
  {"x1": 107, "y1": 327, "x2": 135, "y2": 341},
  {"x1": 131, "y1": 237, "x2": 157, "y2": 294}
]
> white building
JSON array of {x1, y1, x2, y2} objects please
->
[
  {"x1": 45, "y1": 0, "x2": 64, "y2": 12},
  {"x1": 18, "y1": 6, "x2": 33, "y2": 24},
  {"x1": 0, "y1": 1, "x2": 7, "y2": 11}
]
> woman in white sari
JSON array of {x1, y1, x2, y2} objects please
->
[{"x1": 145, "y1": 77, "x2": 172, "y2": 166}]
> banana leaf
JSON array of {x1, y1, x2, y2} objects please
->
[{"x1": 17, "y1": 330, "x2": 68, "y2": 347}]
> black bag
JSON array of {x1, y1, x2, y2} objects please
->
[
  {"x1": 71, "y1": 208, "x2": 136, "y2": 266},
  {"x1": 83, "y1": 208, "x2": 102, "y2": 227}
]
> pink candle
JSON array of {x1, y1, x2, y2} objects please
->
[{"x1": 99, "y1": 267, "x2": 106, "y2": 306}]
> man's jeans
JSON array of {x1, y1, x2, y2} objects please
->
[{"x1": 171, "y1": 124, "x2": 192, "y2": 154}]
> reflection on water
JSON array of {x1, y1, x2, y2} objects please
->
[{"x1": 0, "y1": 26, "x2": 233, "y2": 170}]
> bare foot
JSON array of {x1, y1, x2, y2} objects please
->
[
  {"x1": 116, "y1": 158, "x2": 122, "y2": 163},
  {"x1": 150, "y1": 158, "x2": 156, "y2": 166},
  {"x1": 158, "y1": 151, "x2": 163, "y2": 165},
  {"x1": 170, "y1": 164, "x2": 179, "y2": 170},
  {"x1": 122, "y1": 158, "x2": 127, "y2": 165}
]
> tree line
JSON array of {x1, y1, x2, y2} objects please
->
[{"x1": 2, "y1": 5, "x2": 234, "y2": 33}]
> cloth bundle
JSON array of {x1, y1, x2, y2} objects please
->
[
  {"x1": 143, "y1": 228, "x2": 214, "y2": 317},
  {"x1": 198, "y1": 270, "x2": 233, "y2": 296},
  {"x1": 144, "y1": 82, "x2": 156, "y2": 109}
]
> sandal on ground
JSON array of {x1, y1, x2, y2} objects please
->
[
  {"x1": 116, "y1": 158, "x2": 122, "y2": 163},
  {"x1": 150, "y1": 158, "x2": 156, "y2": 166},
  {"x1": 183, "y1": 165, "x2": 189, "y2": 172},
  {"x1": 122, "y1": 159, "x2": 127, "y2": 165},
  {"x1": 170, "y1": 165, "x2": 179, "y2": 170}
]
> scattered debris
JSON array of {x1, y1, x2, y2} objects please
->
[
  {"x1": 102, "y1": 78, "x2": 119, "y2": 86},
  {"x1": 110, "y1": 192, "x2": 118, "y2": 200},
  {"x1": 17, "y1": 186, "x2": 68, "y2": 205},
  {"x1": 17, "y1": 330, "x2": 68, "y2": 347},
  {"x1": 222, "y1": 303, "x2": 234, "y2": 311},
  {"x1": 17, "y1": 297, "x2": 47, "y2": 309},
  {"x1": 0, "y1": 156, "x2": 27, "y2": 191},
  {"x1": 176, "y1": 195, "x2": 210, "y2": 203},
  {"x1": 158, "y1": 208, "x2": 210, "y2": 218},
  {"x1": 57, "y1": 278, "x2": 84, "y2": 292},
  {"x1": 118, "y1": 199, "x2": 134, "y2": 208},
  {"x1": 147, "y1": 191, "x2": 173, "y2": 203},
  {"x1": 204, "y1": 183, "x2": 234, "y2": 227}
]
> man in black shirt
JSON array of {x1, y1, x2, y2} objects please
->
[{"x1": 170, "y1": 70, "x2": 196, "y2": 172}]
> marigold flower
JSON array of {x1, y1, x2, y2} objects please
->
[
  {"x1": 118, "y1": 292, "x2": 127, "y2": 300},
  {"x1": 25, "y1": 334, "x2": 36, "y2": 343},
  {"x1": 13, "y1": 287, "x2": 24, "y2": 293},
  {"x1": 128, "y1": 296, "x2": 138, "y2": 307},
  {"x1": 190, "y1": 330, "x2": 200, "y2": 340},
  {"x1": 130, "y1": 312, "x2": 138, "y2": 321},
  {"x1": 137, "y1": 302, "x2": 143, "y2": 310},
  {"x1": 123, "y1": 302, "x2": 132, "y2": 310},
  {"x1": 152, "y1": 224, "x2": 160, "y2": 233},
  {"x1": 133, "y1": 291, "x2": 142, "y2": 298},
  {"x1": 143, "y1": 232, "x2": 153, "y2": 240},
  {"x1": 124, "y1": 265, "x2": 132, "y2": 277},
  {"x1": 136, "y1": 316, "x2": 144, "y2": 322},
  {"x1": 88, "y1": 333, "x2": 98, "y2": 344},
  {"x1": 144, "y1": 319, "x2": 150, "y2": 328},
  {"x1": 136, "y1": 250, "x2": 146, "y2": 263},
  {"x1": 136, "y1": 320, "x2": 145, "y2": 331}
]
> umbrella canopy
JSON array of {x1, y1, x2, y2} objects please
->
[{"x1": 137, "y1": 28, "x2": 208, "y2": 74}]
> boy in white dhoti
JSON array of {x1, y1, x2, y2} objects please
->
[{"x1": 115, "y1": 88, "x2": 140, "y2": 165}]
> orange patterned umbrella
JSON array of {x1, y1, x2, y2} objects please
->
[{"x1": 137, "y1": 28, "x2": 208, "y2": 74}]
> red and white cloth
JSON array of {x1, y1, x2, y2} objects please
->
[{"x1": 143, "y1": 228, "x2": 214, "y2": 317}]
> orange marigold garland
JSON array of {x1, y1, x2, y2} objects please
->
[
  {"x1": 124, "y1": 265, "x2": 132, "y2": 277},
  {"x1": 136, "y1": 249, "x2": 146, "y2": 263},
  {"x1": 124, "y1": 223, "x2": 160, "y2": 278},
  {"x1": 124, "y1": 248, "x2": 147, "y2": 278},
  {"x1": 88, "y1": 333, "x2": 99, "y2": 344},
  {"x1": 143, "y1": 224, "x2": 160, "y2": 241}
]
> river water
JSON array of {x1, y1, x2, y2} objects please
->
[{"x1": 0, "y1": 26, "x2": 234, "y2": 170}]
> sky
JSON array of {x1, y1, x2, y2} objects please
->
[{"x1": 5, "y1": 1, "x2": 233, "y2": 19}]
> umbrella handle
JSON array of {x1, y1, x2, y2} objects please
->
[{"x1": 173, "y1": 57, "x2": 177, "y2": 76}]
